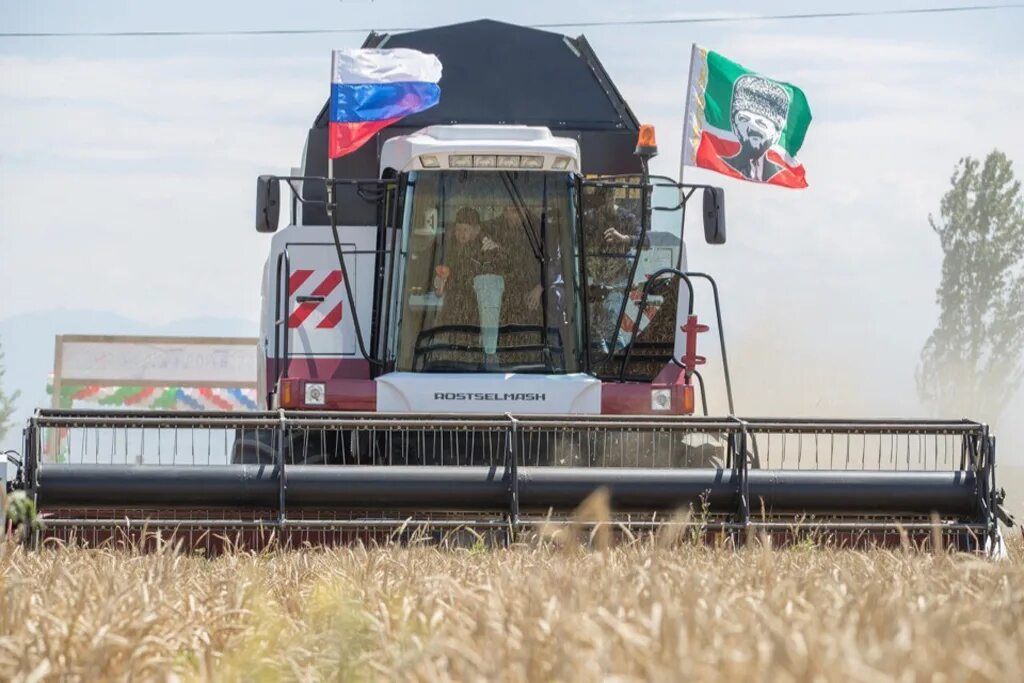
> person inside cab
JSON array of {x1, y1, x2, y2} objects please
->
[
  {"x1": 583, "y1": 186, "x2": 650, "y2": 356},
  {"x1": 433, "y1": 207, "x2": 507, "y2": 369},
  {"x1": 485, "y1": 204, "x2": 565, "y2": 318}
]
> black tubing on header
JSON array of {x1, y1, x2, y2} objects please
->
[{"x1": 36, "y1": 465, "x2": 978, "y2": 517}]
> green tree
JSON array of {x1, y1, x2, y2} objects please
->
[
  {"x1": 0, "y1": 339, "x2": 19, "y2": 441},
  {"x1": 917, "y1": 151, "x2": 1024, "y2": 422}
]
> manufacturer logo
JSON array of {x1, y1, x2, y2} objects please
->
[{"x1": 433, "y1": 392, "x2": 547, "y2": 402}]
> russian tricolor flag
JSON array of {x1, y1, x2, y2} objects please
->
[{"x1": 329, "y1": 48, "x2": 443, "y2": 159}]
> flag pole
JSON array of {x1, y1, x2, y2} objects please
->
[
  {"x1": 672, "y1": 44, "x2": 703, "y2": 369},
  {"x1": 676, "y1": 42, "x2": 700, "y2": 267},
  {"x1": 679, "y1": 43, "x2": 699, "y2": 191},
  {"x1": 328, "y1": 156, "x2": 335, "y2": 218},
  {"x1": 328, "y1": 49, "x2": 337, "y2": 219}
]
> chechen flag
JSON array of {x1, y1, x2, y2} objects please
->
[
  {"x1": 682, "y1": 45, "x2": 811, "y2": 189},
  {"x1": 329, "y1": 48, "x2": 442, "y2": 159}
]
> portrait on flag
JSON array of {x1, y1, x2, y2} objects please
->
[
  {"x1": 682, "y1": 45, "x2": 812, "y2": 189},
  {"x1": 723, "y1": 75, "x2": 791, "y2": 182}
]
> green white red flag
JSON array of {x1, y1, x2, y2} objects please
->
[{"x1": 682, "y1": 45, "x2": 812, "y2": 189}]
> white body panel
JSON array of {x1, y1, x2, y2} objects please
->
[
  {"x1": 259, "y1": 224, "x2": 379, "y2": 362},
  {"x1": 376, "y1": 372, "x2": 601, "y2": 414},
  {"x1": 284, "y1": 243, "x2": 357, "y2": 356}
]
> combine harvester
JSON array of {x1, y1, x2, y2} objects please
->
[{"x1": 7, "y1": 21, "x2": 1014, "y2": 551}]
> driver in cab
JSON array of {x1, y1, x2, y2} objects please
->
[{"x1": 432, "y1": 207, "x2": 507, "y2": 368}]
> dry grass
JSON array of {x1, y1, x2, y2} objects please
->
[{"x1": 1, "y1": 536, "x2": 1022, "y2": 682}]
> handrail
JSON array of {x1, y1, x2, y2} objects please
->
[
  {"x1": 692, "y1": 369, "x2": 708, "y2": 416},
  {"x1": 618, "y1": 268, "x2": 694, "y2": 383},
  {"x1": 618, "y1": 268, "x2": 735, "y2": 415},
  {"x1": 683, "y1": 272, "x2": 734, "y2": 414},
  {"x1": 271, "y1": 249, "x2": 292, "y2": 408},
  {"x1": 329, "y1": 222, "x2": 382, "y2": 370}
]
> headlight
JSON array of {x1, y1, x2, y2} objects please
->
[
  {"x1": 650, "y1": 388, "x2": 672, "y2": 411},
  {"x1": 551, "y1": 156, "x2": 571, "y2": 170},
  {"x1": 304, "y1": 382, "x2": 326, "y2": 406},
  {"x1": 419, "y1": 154, "x2": 440, "y2": 168}
]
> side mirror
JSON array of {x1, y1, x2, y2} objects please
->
[
  {"x1": 256, "y1": 175, "x2": 280, "y2": 233},
  {"x1": 702, "y1": 186, "x2": 726, "y2": 245}
]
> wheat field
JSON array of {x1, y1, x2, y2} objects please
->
[{"x1": 0, "y1": 534, "x2": 1021, "y2": 682}]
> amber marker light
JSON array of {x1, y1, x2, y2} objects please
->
[
  {"x1": 681, "y1": 384, "x2": 696, "y2": 415},
  {"x1": 280, "y1": 380, "x2": 294, "y2": 408},
  {"x1": 635, "y1": 124, "x2": 659, "y2": 158}
]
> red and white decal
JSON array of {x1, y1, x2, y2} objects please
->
[
  {"x1": 621, "y1": 276, "x2": 662, "y2": 336},
  {"x1": 288, "y1": 269, "x2": 344, "y2": 329}
]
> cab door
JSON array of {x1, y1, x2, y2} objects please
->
[
  {"x1": 285, "y1": 242, "x2": 358, "y2": 358},
  {"x1": 580, "y1": 176, "x2": 684, "y2": 380}
]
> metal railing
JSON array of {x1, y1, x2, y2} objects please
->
[
  {"x1": 31, "y1": 410, "x2": 984, "y2": 471},
  {"x1": 16, "y1": 410, "x2": 1001, "y2": 549}
]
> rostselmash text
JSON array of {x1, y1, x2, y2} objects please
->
[{"x1": 433, "y1": 392, "x2": 546, "y2": 402}]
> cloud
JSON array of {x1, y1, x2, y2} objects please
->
[
  {"x1": 0, "y1": 54, "x2": 323, "y2": 168},
  {"x1": 0, "y1": 53, "x2": 328, "y2": 323},
  {"x1": 716, "y1": 32, "x2": 978, "y2": 67}
]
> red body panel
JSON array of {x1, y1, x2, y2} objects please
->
[
  {"x1": 270, "y1": 359, "x2": 694, "y2": 415},
  {"x1": 267, "y1": 358, "x2": 372, "y2": 410},
  {"x1": 278, "y1": 377, "x2": 377, "y2": 411},
  {"x1": 278, "y1": 357, "x2": 370, "y2": 380}
]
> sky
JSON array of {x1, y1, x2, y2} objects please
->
[{"x1": 0, "y1": 1, "x2": 1023, "y2": 460}]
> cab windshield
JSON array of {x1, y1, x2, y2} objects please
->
[{"x1": 393, "y1": 170, "x2": 582, "y2": 373}]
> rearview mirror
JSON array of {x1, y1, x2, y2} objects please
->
[
  {"x1": 256, "y1": 175, "x2": 280, "y2": 233},
  {"x1": 702, "y1": 186, "x2": 726, "y2": 245}
]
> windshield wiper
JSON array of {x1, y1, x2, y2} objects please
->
[{"x1": 498, "y1": 172, "x2": 543, "y2": 261}]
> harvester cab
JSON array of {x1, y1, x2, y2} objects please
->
[
  {"x1": 8, "y1": 20, "x2": 1012, "y2": 552},
  {"x1": 253, "y1": 125, "x2": 722, "y2": 421}
]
